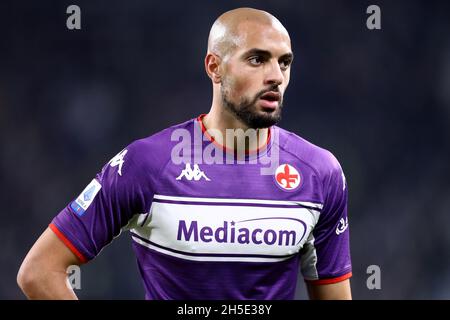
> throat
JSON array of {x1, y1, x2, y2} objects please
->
[{"x1": 199, "y1": 113, "x2": 270, "y2": 156}]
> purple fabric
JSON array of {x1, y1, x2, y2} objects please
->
[
  {"x1": 52, "y1": 116, "x2": 352, "y2": 299},
  {"x1": 132, "y1": 241, "x2": 299, "y2": 300}
]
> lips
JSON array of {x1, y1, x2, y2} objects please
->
[
  {"x1": 260, "y1": 91, "x2": 281, "y2": 102},
  {"x1": 259, "y1": 91, "x2": 281, "y2": 110}
]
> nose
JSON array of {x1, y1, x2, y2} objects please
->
[{"x1": 264, "y1": 59, "x2": 284, "y2": 87}]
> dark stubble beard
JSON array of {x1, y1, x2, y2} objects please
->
[{"x1": 221, "y1": 81, "x2": 283, "y2": 129}]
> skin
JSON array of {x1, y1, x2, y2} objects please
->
[
  {"x1": 203, "y1": 8, "x2": 292, "y2": 151},
  {"x1": 307, "y1": 280, "x2": 352, "y2": 300},
  {"x1": 17, "y1": 228, "x2": 81, "y2": 299},
  {"x1": 17, "y1": 7, "x2": 352, "y2": 300}
]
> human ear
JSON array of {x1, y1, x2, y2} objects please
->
[{"x1": 204, "y1": 53, "x2": 222, "y2": 84}]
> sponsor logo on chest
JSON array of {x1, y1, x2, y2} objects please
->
[
  {"x1": 177, "y1": 219, "x2": 304, "y2": 246},
  {"x1": 131, "y1": 196, "x2": 321, "y2": 262}
]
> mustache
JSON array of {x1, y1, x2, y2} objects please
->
[{"x1": 256, "y1": 86, "x2": 281, "y2": 98}]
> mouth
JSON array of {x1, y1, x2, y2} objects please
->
[{"x1": 259, "y1": 91, "x2": 281, "y2": 111}]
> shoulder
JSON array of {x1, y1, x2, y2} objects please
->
[
  {"x1": 275, "y1": 126, "x2": 343, "y2": 180},
  {"x1": 115, "y1": 118, "x2": 195, "y2": 174}
]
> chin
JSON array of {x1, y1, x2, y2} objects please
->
[{"x1": 248, "y1": 113, "x2": 281, "y2": 129}]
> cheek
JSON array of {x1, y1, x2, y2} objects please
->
[
  {"x1": 225, "y1": 66, "x2": 256, "y2": 96},
  {"x1": 231, "y1": 78, "x2": 247, "y2": 96},
  {"x1": 284, "y1": 72, "x2": 291, "y2": 86}
]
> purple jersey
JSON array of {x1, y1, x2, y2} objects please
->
[{"x1": 51, "y1": 115, "x2": 352, "y2": 299}]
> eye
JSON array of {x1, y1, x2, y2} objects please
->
[
  {"x1": 280, "y1": 58, "x2": 292, "y2": 70},
  {"x1": 248, "y1": 56, "x2": 264, "y2": 66}
]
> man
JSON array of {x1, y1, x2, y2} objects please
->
[{"x1": 18, "y1": 7, "x2": 352, "y2": 300}]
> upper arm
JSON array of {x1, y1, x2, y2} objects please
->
[
  {"x1": 18, "y1": 227, "x2": 82, "y2": 287},
  {"x1": 30, "y1": 227, "x2": 82, "y2": 266},
  {"x1": 307, "y1": 279, "x2": 352, "y2": 300}
]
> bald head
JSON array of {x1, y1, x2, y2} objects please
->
[
  {"x1": 207, "y1": 8, "x2": 290, "y2": 59},
  {"x1": 204, "y1": 8, "x2": 293, "y2": 129}
]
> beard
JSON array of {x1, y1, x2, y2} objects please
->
[{"x1": 221, "y1": 82, "x2": 283, "y2": 129}]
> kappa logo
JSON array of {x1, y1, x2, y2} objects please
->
[
  {"x1": 108, "y1": 149, "x2": 127, "y2": 176},
  {"x1": 336, "y1": 217, "x2": 349, "y2": 235},
  {"x1": 275, "y1": 164, "x2": 300, "y2": 191},
  {"x1": 176, "y1": 163, "x2": 210, "y2": 181}
]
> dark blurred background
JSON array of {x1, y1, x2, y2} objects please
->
[{"x1": 1, "y1": 0, "x2": 449, "y2": 299}]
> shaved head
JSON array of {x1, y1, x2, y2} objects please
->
[
  {"x1": 205, "y1": 8, "x2": 293, "y2": 129},
  {"x1": 207, "y1": 8, "x2": 290, "y2": 59}
]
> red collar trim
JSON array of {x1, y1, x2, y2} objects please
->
[{"x1": 196, "y1": 114, "x2": 271, "y2": 156}]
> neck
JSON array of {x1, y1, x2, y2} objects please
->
[{"x1": 201, "y1": 102, "x2": 270, "y2": 154}]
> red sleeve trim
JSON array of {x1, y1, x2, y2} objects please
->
[
  {"x1": 305, "y1": 272, "x2": 352, "y2": 285},
  {"x1": 49, "y1": 223, "x2": 88, "y2": 263}
]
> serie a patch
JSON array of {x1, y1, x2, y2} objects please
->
[{"x1": 70, "y1": 179, "x2": 102, "y2": 216}]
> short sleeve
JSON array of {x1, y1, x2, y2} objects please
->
[
  {"x1": 50, "y1": 143, "x2": 152, "y2": 262},
  {"x1": 300, "y1": 154, "x2": 352, "y2": 284}
]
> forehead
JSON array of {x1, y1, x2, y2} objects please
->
[{"x1": 234, "y1": 21, "x2": 291, "y2": 56}]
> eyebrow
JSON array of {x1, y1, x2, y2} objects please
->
[{"x1": 241, "y1": 48, "x2": 294, "y2": 61}]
